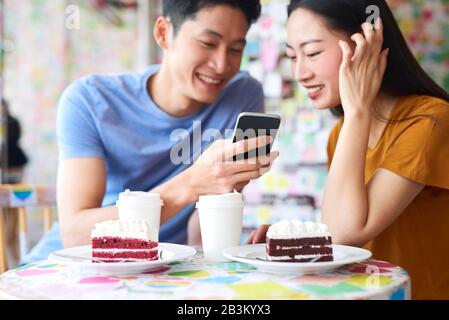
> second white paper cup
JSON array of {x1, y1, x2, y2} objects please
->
[{"x1": 196, "y1": 192, "x2": 244, "y2": 262}]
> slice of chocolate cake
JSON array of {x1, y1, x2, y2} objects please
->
[
  {"x1": 266, "y1": 220, "x2": 333, "y2": 262},
  {"x1": 91, "y1": 220, "x2": 158, "y2": 263}
]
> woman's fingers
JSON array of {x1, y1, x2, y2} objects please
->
[
  {"x1": 338, "y1": 17, "x2": 385, "y2": 113},
  {"x1": 371, "y1": 18, "x2": 384, "y2": 55},
  {"x1": 374, "y1": 17, "x2": 383, "y2": 39},
  {"x1": 353, "y1": 17, "x2": 384, "y2": 61},
  {"x1": 361, "y1": 22, "x2": 375, "y2": 47},
  {"x1": 252, "y1": 224, "x2": 270, "y2": 244},
  {"x1": 246, "y1": 230, "x2": 256, "y2": 244},
  {"x1": 350, "y1": 33, "x2": 367, "y2": 62},
  {"x1": 375, "y1": 18, "x2": 385, "y2": 64},
  {"x1": 379, "y1": 48, "x2": 389, "y2": 78},
  {"x1": 338, "y1": 40, "x2": 353, "y2": 70}
]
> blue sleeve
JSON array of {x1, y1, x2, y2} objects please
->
[{"x1": 57, "y1": 80, "x2": 105, "y2": 160}]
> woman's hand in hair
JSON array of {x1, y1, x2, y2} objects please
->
[{"x1": 338, "y1": 18, "x2": 389, "y2": 117}]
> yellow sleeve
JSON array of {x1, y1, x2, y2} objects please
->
[{"x1": 380, "y1": 107, "x2": 449, "y2": 189}]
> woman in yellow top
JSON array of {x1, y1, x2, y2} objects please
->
[{"x1": 248, "y1": 0, "x2": 449, "y2": 299}]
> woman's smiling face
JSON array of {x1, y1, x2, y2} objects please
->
[{"x1": 287, "y1": 8, "x2": 352, "y2": 109}]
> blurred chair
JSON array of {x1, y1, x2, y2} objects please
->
[{"x1": 0, "y1": 184, "x2": 56, "y2": 273}]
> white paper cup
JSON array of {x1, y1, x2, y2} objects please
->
[
  {"x1": 116, "y1": 189, "x2": 163, "y2": 239},
  {"x1": 196, "y1": 192, "x2": 244, "y2": 262}
]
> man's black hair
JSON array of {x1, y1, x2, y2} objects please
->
[{"x1": 163, "y1": 0, "x2": 262, "y2": 35}]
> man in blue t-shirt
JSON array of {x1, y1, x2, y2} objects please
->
[{"x1": 22, "y1": 0, "x2": 279, "y2": 264}]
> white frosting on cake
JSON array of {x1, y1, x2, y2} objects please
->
[
  {"x1": 91, "y1": 220, "x2": 157, "y2": 241},
  {"x1": 266, "y1": 220, "x2": 331, "y2": 239}
]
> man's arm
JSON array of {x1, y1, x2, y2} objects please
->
[
  {"x1": 57, "y1": 157, "x2": 194, "y2": 247},
  {"x1": 57, "y1": 158, "x2": 117, "y2": 248},
  {"x1": 58, "y1": 136, "x2": 279, "y2": 247}
]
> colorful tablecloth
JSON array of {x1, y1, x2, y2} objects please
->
[{"x1": 0, "y1": 248, "x2": 410, "y2": 300}]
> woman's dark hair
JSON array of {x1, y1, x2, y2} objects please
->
[
  {"x1": 163, "y1": 0, "x2": 261, "y2": 35},
  {"x1": 287, "y1": 0, "x2": 449, "y2": 117}
]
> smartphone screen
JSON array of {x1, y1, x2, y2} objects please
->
[{"x1": 232, "y1": 112, "x2": 281, "y2": 161}]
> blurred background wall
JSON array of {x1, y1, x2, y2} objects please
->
[{"x1": 0, "y1": 0, "x2": 448, "y2": 234}]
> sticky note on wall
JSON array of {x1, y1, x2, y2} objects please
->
[{"x1": 261, "y1": 38, "x2": 280, "y2": 72}]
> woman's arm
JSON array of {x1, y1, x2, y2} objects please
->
[
  {"x1": 321, "y1": 112, "x2": 371, "y2": 244},
  {"x1": 323, "y1": 141, "x2": 424, "y2": 246},
  {"x1": 321, "y1": 19, "x2": 424, "y2": 246}
]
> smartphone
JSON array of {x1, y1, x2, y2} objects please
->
[{"x1": 231, "y1": 112, "x2": 281, "y2": 161}]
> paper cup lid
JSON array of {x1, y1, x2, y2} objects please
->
[
  {"x1": 195, "y1": 192, "x2": 244, "y2": 209},
  {"x1": 116, "y1": 189, "x2": 163, "y2": 207}
]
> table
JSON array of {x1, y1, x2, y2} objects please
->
[
  {"x1": 0, "y1": 184, "x2": 56, "y2": 273},
  {"x1": 0, "y1": 248, "x2": 410, "y2": 300}
]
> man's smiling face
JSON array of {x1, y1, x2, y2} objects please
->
[{"x1": 165, "y1": 5, "x2": 249, "y2": 105}]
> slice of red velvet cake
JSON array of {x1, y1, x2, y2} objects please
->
[
  {"x1": 266, "y1": 220, "x2": 333, "y2": 262},
  {"x1": 91, "y1": 220, "x2": 158, "y2": 263}
]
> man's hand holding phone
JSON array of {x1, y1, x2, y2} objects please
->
[
  {"x1": 232, "y1": 112, "x2": 281, "y2": 161},
  {"x1": 184, "y1": 136, "x2": 279, "y2": 199}
]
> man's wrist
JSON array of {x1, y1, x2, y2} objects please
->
[
  {"x1": 177, "y1": 168, "x2": 200, "y2": 204},
  {"x1": 150, "y1": 169, "x2": 199, "y2": 224}
]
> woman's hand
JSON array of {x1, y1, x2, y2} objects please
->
[
  {"x1": 338, "y1": 18, "x2": 389, "y2": 116},
  {"x1": 246, "y1": 224, "x2": 271, "y2": 244}
]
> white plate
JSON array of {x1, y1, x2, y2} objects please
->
[
  {"x1": 222, "y1": 244, "x2": 371, "y2": 275},
  {"x1": 48, "y1": 243, "x2": 196, "y2": 275}
]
